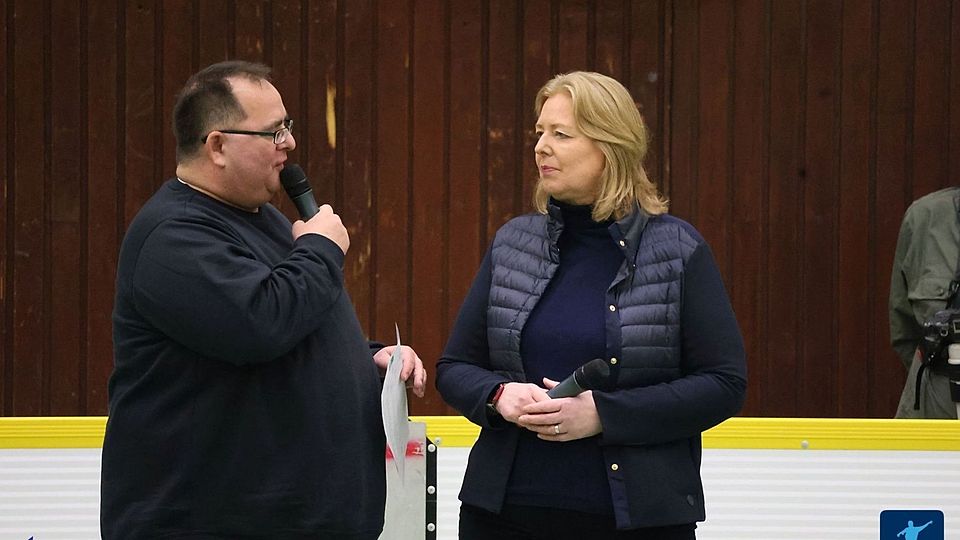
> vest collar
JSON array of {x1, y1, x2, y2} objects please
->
[{"x1": 545, "y1": 199, "x2": 650, "y2": 268}]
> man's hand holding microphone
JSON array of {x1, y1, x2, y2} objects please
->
[
  {"x1": 282, "y1": 164, "x2": 349, "y2": 255},
  {"x1": 292, "y1": 204, "x2": 350, "y2": 255}
]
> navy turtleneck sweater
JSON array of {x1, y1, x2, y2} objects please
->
[{"x1": 505, "y1": 201, "x2": 621, "y2": 514}]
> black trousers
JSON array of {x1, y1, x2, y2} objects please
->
[{"x1": 459, "y1": 504, "x2": 697, "y2": 540}]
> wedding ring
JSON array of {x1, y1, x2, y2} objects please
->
[{"x1": 553, "y1": 424, "x2": 561, "y2": 435}]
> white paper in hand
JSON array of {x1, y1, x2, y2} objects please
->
[{"x1": 381, "y1": 323, "x2": 409, "y2": 479}]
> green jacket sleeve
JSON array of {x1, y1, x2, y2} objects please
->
[{"x1": 889, "y1": 188, "x2": 960, "y2": 369}]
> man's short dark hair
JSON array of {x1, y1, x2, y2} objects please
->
[{"x1": 172, "y1": 60, "x2": 272, "y2": 162}]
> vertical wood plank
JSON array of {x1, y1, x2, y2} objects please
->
[
  {"x1": 667, "y1": 0, "x2": 697, "y2": 221},
  {"x1": 730, "y1": 0, "x2": 766, "y2": 416},
  {"x1": 522, "y1": 0, "x2": 552, "y2": 212},
  {"x1": 764, "y1": 0, "x2": 803, "y2": 416},
  {"x1": 340, "y1": 0, "x2": 375, "y2": 330},
  {"x1": 801, "y1": 0, "x2": 842, "y2": 417},
  {"x1": 304, "y1": 0, "x2": 338, "y2": 208},
  {"x1": 197, "y1": 0, "x2": 231, "y2": 67},
  {"x1": 235, "y1": 0, "x2": 267, "y2": 62},
  {"x1": 49, "y1": 0, "x2": 83, "y2": 414},
  {"x1": 837, "y1": 0, "x2": 875, "y2": 418},
  {"x1": 875, "y1": 0, "x2": 915, "y2": 414},
  {"x1": 372, "y1": 0, "x2": 411, "y2": 342},
  {"x1": 952, "y1": 3, "x2": 960, "y2": 190},
  {"x1": 445, "y1": 0, "x2": 484, "y2": 415},
  {"x1": 410, "y1": 0, "x2": 446, "y2": 414},
  {"x1": 11, "y1": 0, "x2": 46, "y2": 415},
  {"x1": 161, "y1": 0, "x2": 193, "y2": 181},
  {"x1": 84, "y1": 0, "x2": 122, "y2": 415},
  {"x1": 268, "y1": 0, "x2": 303, "y2": 219},
  {"x1": 694, "y1": 0, "x2": 732, "y2": 274},
  {"x1": 912, "y1": 0, "x2": 951, "y2": 197},
  {"x1": 0, "y1": 0, "x2": 9, "y2": 413},
  {"x1": 123, "y1": 0, "x2": 159, "y2": 225},
  {"x1": 876, "y1": 0, "x2": 913, "y2": 214},
  {"x1": 269, "y1": 1, "x2": 303, "y2": 99},
  {"x1": 486, "y1": 0, "x2": 521, "y2": 237},
  {"x1": 594, "y1": 0, "x2": 625, "y2": 80},
  {"x1": 629, "y1": 0, "x2": 664, "y2": 188},
  {"x1": 556, "y1": 0, "x2": 589, "y2": 72}
]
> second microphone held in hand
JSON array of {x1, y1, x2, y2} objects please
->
[
  {"x1": 546, "y1": 358, "x2": 612, "y2": 398},
  {"x1": 279, "y1": 164, "x2": 319, "y2": 220}
]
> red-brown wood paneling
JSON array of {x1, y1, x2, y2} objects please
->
[
  {"x1": 485, "y1": 0, "x2": 522, "y2": 242},
  {"x1": 838, "y1": 0, "x2": 875, "y2": 417},
  {"x1": 445, "y1": 0, "x2": 485, "y2": 416},
  {"x1": 303, "y1": 0, "x2": 339, "y2": 209},
  {"x1": 84, "y1": 0, "x2": 122, "y2": 416},
  {"x1": 668, "y1": 0, "x2": 698, "y2": 224},
  {"x1": 953, "y1": 3, "x2": 960, "y2": 189},
  {"x1": 730, "y1": 0, "x2": 767, "y2": 419},
  {"x1": 11, "y1": 0, "x2": 46, "y2": 416},
  {"x1": 340, "y1": 0, "x2": 375, "y2": 334},
  {"x1": 4, "y1": 0, "x2": 960, "y2": 418},
  {"x1": 1, "y1": 0, "x2": 10, "y2": 414},
  {"x1": 628, "y1": 0, "x2": 665, "y2": 190},
  {"x1": 49, "y1": 1, "x2": 84, "y2": 415},
  {"x1": 372, "y1": 0, "x2": 411, "y2": 345},
  {"x1": 520, "y1": 0, "x2": 549, "y2": 210},
  {"x1": 801, "y1": 0, "x2": 842, "y2": 416},
  {"x1": 411, "y1": 0, "x2": 448, "y2": 412},
  {"x1": 765, "y1": 0, "x2": 804, "y2": 416}
]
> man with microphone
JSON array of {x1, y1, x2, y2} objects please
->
[{"x1": 100, "y1": 60, "x2": 426, "y2": 539}]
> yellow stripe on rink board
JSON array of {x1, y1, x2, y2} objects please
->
[
  {"x1": 411, "y1": 416, "x2": 960, "y2": 451},
  {"x1": 2, "y1": 416, "x2": 960, "y2": 450},
  {"x1": 700, "y1": 417, "x2": 960, "y2": 451},
  {"x1": 411, "y1": 415, "x2": 481, "y2": 447},
  {"x1": 0, "y1": 416, "x2": 108, "y2": 448}
]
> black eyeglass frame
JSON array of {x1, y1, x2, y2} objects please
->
[{"x1": 201, "y1": 118, "x2": 293, "y2": 145}]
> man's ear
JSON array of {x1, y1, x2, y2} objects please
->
[{"x1": 205, "y1": 132, "x2": 228, "y2": 167}]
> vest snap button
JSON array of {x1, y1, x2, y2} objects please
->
[
  {"x1": 610, "y1": 357, "x2": 618, "y2": 365},
  {"x1": 611, "y1": 463, "x2": 619, "y2": 471},
  {"x1": 609, "y1": 305, "x2": 616, "y2": 312}
]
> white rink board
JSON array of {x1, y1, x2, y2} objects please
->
[{"x1": 1, "y1": 445, "x2": 958, "y2": 539}]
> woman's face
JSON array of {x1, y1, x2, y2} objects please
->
[{"x1": 534, "y1": 92, "x2": 605, "y2": 206}]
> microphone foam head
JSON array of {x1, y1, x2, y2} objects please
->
[
  {"x1": 577, "y1": 358, "x2": 612, "y2": 391},
  {"x1": 279, "y1": 164, "x2": 310, "y2": 196}
]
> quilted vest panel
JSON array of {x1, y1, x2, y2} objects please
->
[{"x1": 486, "y1": 212, "x2": 699, "y2": 386}]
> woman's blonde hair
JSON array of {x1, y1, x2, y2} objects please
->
[{"x1": 533, "y1": 71, "x2": 668, "y2": 221}]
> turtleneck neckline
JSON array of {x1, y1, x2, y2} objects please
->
[{"x1": 553, "y1": 199, "x2": 611, "y2": 230}]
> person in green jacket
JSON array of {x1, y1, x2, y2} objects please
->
[{"x1": 890, "y1": 187, "x2": 960, "y2": 418}]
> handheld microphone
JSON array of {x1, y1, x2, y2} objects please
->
[
  {"x1": 279, "y1": 164, "x2": 319, "y2": 220},
  {"x1": 546, "y1": 358, "x2": 611, "y2": 398}
]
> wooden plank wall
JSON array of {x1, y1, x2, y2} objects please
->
[{"x1": 2, "y1": 0, "x2": 958, "y2": 418}]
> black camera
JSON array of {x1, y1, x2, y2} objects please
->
[{"x1": 920, "y1": 309, "x2": 960, "y2": 366}]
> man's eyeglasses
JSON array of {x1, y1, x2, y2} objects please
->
[{"x1": 202, "y1": 118, "x2": 293, "y2": 145}]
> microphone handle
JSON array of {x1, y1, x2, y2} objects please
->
[
  {"x1": 292, "y1": 192, "x2": 319, "y2": 220},
  {"x1": 547, "y1": 375, "x2": 585, "y2": 398}
]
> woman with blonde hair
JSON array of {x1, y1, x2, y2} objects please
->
[{"x1": 436, "y1": 71, "x2": 746, "y2": 539}]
